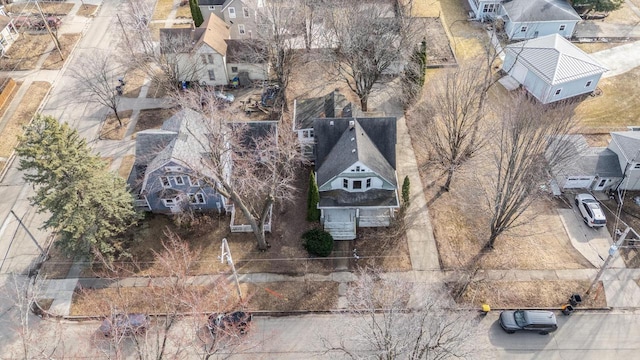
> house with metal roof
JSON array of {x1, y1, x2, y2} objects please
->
[
  {"x1": 608, "y1": 130, "x2": 640, "y2": 190},
  {"x1": 500, "y1": 0, "x2": 580, "y2": 40},
  {"x1": 314, "y1": 117, "x2": 399, "y2": 240},
  {"x1": 547, "y1": 135, "x2": 622, "y2": 192},
  {"x1": 502, "y1": 34, "x2": 607, "y2": 104}
]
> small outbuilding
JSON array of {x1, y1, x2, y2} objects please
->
[{"x1": 502, "y1": 34, "x2": 608, "y2": 104}]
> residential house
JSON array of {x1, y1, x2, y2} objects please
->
[
  {"x1": 127, "y1": 108, "x2": 228, "y2": 214},
  {"x1": 159, "y1": 14, "x2": 231, "y2": 86},
  {"x1": 468, "y1": 0, "x2": 580, "y2": 40},
  {"x1": 608, "y1": 130, "x2": 640, "y2": 190},
  {"x1": 225, "y1": 39, "x2": 268, "y2": 85},
  {"x1": 0, "y1": 6, "x2": 18, "y2": 56},
  {"x1": 314, "y1": 117, "x2": 399, "y2": 240},
  {"x1": 292, "y1": 90, "x2": 356, "y2": 159},
  {"x1": 198, "y1": 0, "x2": 261, "y2": 39},
  {"x1": 548, "y1": 135, "x2": 622, "y2": 192},
  {"x1": 502, "y1": 34, "x2": 607, "y2": 104}
]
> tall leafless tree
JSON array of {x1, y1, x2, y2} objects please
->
[
  {"x1": 70, "y1": 51, "x2": 125, "y2": 127},
  {"x1": 324, "y1": 268, "x2": 477, "y2": 359},
  {"x1": 177, "y1": 90, "x2": 305, "y2": 251},
  {"x1": 486, "y1": 95, "x2": 576, "y2": 249},
  {"x1": 325, "y1": 0, "x2": 416, "y2": 111},
  {"x1": 412, "y1": 62, "x2": 490, "y2": 191}
]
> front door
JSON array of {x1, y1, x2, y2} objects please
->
[{"x1": 593, "y1": 178, "x2": 608, "y2": 191}]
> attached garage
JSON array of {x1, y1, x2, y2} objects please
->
[{"x1": 562, "y1": 176, "x2": 594, "y2": 189}]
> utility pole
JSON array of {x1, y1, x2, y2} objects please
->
[
  {"x1": 585, "y1": 226, "x2": 630, "y2": 297},
  {"x1": 35, "y1": 0, "x2": 63, "y2": 60},
  {"x1": 220, "y1": 238, "x2": 242, "y2": 300}
]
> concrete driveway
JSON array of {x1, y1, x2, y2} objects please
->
[
  {"x1": 591, "y1": 40, "x2": 640, "y2": 78},
  {"x1": 557, "y1": 201, "x2": 625, "y2": 269}
]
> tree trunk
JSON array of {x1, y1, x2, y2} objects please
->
[
  {"x1": 486, "y1": 232, "x2": 497, "y2": 250},
  {"x1": 113, "y1": 108, "x2": 122, "y2": 127},
  {"x1": 360, "y1": 96, "x2": 368, "y2": 112},
  {"x1": 443, "y1": 169, "x2": 454, "y2": 192}
]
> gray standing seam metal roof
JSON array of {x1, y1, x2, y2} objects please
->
[
  {"x1": 502, "y1": 0, "x2": 580, "y2": 22},
  {"x1": 610, "y1": 131, "x2": 640, "y2": 163},
  {"x1": 314, "y1": 118, "x2": 397, "y2": 188},
  {"x1": 294, "y1": 91, "x2": 353, "y2": 130},
  {"x1": 505, "y1": 34, "x2": 608, "y2": 85}
]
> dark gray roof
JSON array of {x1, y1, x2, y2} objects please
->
[
  {"x1": 314, "y1": 118, "x2": 396, "y2": 187},
  {"x1": 159, "y1": 28, "x2": 203, "y2": 54},
  {"x1": 550, "y1": 135, "x2": 622, "y2": 177},
  {"x1": 318, "y1": 189, "x2": 399, "y2": 207},
  {"x1": 294, "y1": 90, "x2": 353, "y2": 130},
  {"x1": 502, "y1": 0, "x2": 580, "y2": 22},
  {"x1": 225, "y1": 40, "x2": 266, "y2": 63},
  {"x1": 610, "y1": 131, "x2": 640, "y2": 163},
  {"x1": 198, "y1": 0, "x2": 227, "y2": 5}
]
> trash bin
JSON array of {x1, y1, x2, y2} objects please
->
[
  {"x1": 569, "y1": 294, "x2": 582, "y2": 307},
  {"x1": 561, "y1": 304, "x2": 574, "y2": 315}
]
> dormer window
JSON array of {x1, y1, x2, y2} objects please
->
[
  {"x1": 366, "y1": 178, "x2": 371, "y2": 188},
  {"x1": 343, "y1": 179, "x2": 348, "y2": 188},
  {"x1": 353, "y1": 180, "x2": 362, "y2": 189},
  {"x1": 355, "y1": 166, "x2": 361, "y2": 172}
]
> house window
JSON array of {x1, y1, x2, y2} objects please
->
[
  {"x1": 585, "y1": 80, "x2": 592, "y2": 87},
  {"x1": 231, "y1": 66, "x2": 238, "y2": 73},
  {"x1": 355, "y1": 166, "x2": 361, "y2": 172},
  {"x1": 201, "y1": 54, "x2": 207, "y2": 65},
  {"x1": 302, "y1": 129, "x2": 313, "y2": 138},
  {"x1": 559, "y1": 25, "x2": 566, "y2": 31},
  {"x1": 482, "y1": 4, "x2": 496, "y2": 13},
  {"x1": 238, "y1": 24, "x2": 246, "y2": 35},
  {"x1": 160, "y1": 176, "x2": 171, "y2": 188},
  {"x1": 520, "y1": 26, "x2": 527, "y2": 32},
  {"x1": 634, "y1": 163, "x2": 640, "y2": 169},
  {"x1": 162, "y1": 198, "x2": 176, "y2": 207},
  {"x1": 173, "y1": 176, "x2": 185, "y2": 185},
  {"x1": 165, "y1": 166, "x2": 183, "y2": 172},
  {"x1": 554, "y1": 89, "x2": 562, "y2": 96},
  {"x1": 353, "y1": 180, "x2": 362, "y2": 189},
  {"x1": 243, "y1": 7, "x2": 249, "y2": 17},
  {"x1": 229, "y1": 7, "x2": 236, "y2": 18},
  {"x1": 188, "y1": 177, "x2": 200, "y2": 187},
  {"x1": 207, "y1": 54, "x2": 214, "y2": 64},
  {"x1": 208, "y1": 6, "x2": 216, "y2": 10},
  {"x1": 208, "y1": 70, "x2": 216, "y2": 80},
  {"x1": 366, "y1": 178, "x2": 371, "y2": 188},
  {"x1": 343, "y1": 179, "x2": 348, "y2": 189},
  {"x1": 188, "y1": 192, "x2": 206, "y2": 204}
]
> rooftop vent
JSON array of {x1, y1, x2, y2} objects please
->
[
  {"x1": 349, "y1": 120, "x2": 355, "y2": 129},
  {"x1": 330, "y1": 120, "x2": 334, "y2": 126},
  {"x1": 628, "y1": 126, "x2": 640, "y2": 131},
  {"x1": 352, "y1": 149, "x2": 356, "y2": 153},
  {"x1": 351, "y1": 137, "x2": 355, "y2": 141}
]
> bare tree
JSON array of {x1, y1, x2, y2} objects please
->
[
  {"x1": 325, "y1": 0, "x2": 416, "y2": 111},
  {"x1": 178, "y1": 90, "x2": 305, "y2": 251},
  {"x1": 70, "y1": 51, "x2": 125, "y2": 127},
  {"x1": 486, "y1": 95, "x2": 576, "y2": 249},
  {"x1": 324, "y1": 268, "x2": 477, "y2": 359},
  {"x1": 412, "y1": 62, "x2": 490, "y2": 191}
]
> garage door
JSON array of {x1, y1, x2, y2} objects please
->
[{"x1": 563, "y1": 176, "x2": 594, "y2": 189}]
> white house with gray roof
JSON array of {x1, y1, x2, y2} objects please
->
[
  {"x1": 314, "y1": 117, "x2": 399, "y2": 240},
  {"x1": 502, "y1": 34, "x2": 607, "y2": 104},
  {"x1": 608, "y1": 130, "x2": 640, "y2": 190}
]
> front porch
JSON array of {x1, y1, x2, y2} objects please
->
[{"x1": 321, "y1": 208, "x2": 395, "y2": 240}]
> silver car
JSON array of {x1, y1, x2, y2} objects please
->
[
  {"x1": 575, "y1": 193, "x2": 606, "y2": 228},
  {"x1": 499, "y1": 310, "x2": 558, "y2": 335}
]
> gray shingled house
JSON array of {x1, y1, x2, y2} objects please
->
[
  {"x1": 127, "y1": 108, "x2": 228, "y2": 214},
  {"x1": 502, "y1": 34, "x2": 607, "y2": 104},
  {"x1": 314, "y1": 117, "x2": 399, "y2": 240}
]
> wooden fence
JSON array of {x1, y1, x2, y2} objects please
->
[{"x1": 0, "y1": 78, "x2": 16, "y2": 110}]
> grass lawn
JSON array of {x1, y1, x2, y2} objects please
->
[
  {"x1": 76, "y1": 4, "x2": 99, "y2": 17},
  {"x1": 176, "y1": 3, "x2": 192, "y2": 19},
  {"x1": 123, "y1": 68, "x2": 146, "y2": 98},
  {"x1": 135, "y1": 107, "x2": 177, "y2": 132},
  {"x1": 99, "y1": 110, "x2": 133, "y2": 140},
  {"x1": 437, "y1": 0, "x2": 486, "y2": 60},
  {"x1": 573, "y1": 67, "x2": 640, "y2": 131},
  {"x1": 455, "y1": 280, "x2": 607, "y2": 308},
  {"x1": 118, "y1": 154, "x2": 135, "y2": 179},
  {"x1": 574, "y1": 41, "x2": 625, "y2": 54},
  {"x1": 7, "y1": 2, "x2": 74, "y2": 15},
  {"x1": 152, "y1": 0, "x2": 174, "y2": 20},
  {"x1": 0, "y1": 34, "x2": 52, "y2": 71},
  {"x1": 42, "y1": 33, "x2": 81, "y2": 70}
]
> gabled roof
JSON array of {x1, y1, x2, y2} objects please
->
[
  {"x1": 505, "y1": 34, "x2": 608, "y2": 85},
  {"x1": 198, "y1": 0, "x2": 227, "y2": 6},
  {"x1": 610, "y1": 131, "x2": 640, "y2": 163},
  {"x1": 294, "y1": 90, "x2": 353, "y2": 130},
  {"x1": 502, "y1": 0, "x2": 580, "y2": 22},
  {"x1": 314, "y1": 118, "x2": 396, "y2": 187},
  {"x1": 197, "y1": 14, "x2": 230, "y2": 55},
  {"x1": 550, "y1": 135, "x2": 622, "y2": 177}
]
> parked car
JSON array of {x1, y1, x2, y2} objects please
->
[
  {"x1": 207, "y1": 311, "x2": 252, "y2": 337},
  {"x1": 99, "y1": 313, "x2": 150, "y2": 337},
  {"x1": 499, "y1": 310, "x2": 558, "y2": 335},
  {"x1": 214, "y1": 91, "x2": 235, "y2": 103},
  {"x1": 575, "y1": 193, "x2": 607, "y2": 228}
]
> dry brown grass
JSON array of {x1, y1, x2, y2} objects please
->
[
  {"x1": 148, "y1": 23, "x2": 162, "y2": 41},
  {"x1": 573, "y1": 67, "x2": 640, "y2": 131},
  {"x1": 456, "y1": 280, "x2": 607, "y2": 308},
  {"x1": 76, "y1": 4, "x2": 99, "y2": 17},
  {"x1": 0, "y1": 81, "x2": 50, "y2": 159},
  {"x1": 245, "y1": 281, "x2": 339, "y2": 311},
  {"x1": 99, "y1": 110, "x2": 133, "y2": 140},
  {"x1": 411, "y1": 0, "x2": 442, "y2": 17},
  {"x1": 574, "y1": 42, "x2": 625, "y2": 54},
  {"x1": 123, "y1": 68, "x2": 146, "y2": 98},
  {"x1": 41, "y1": 33, "x2": 81, "y2": 70},
  {"x1": 7, "y1": 2, "x2": 74, "y2": 15},
  {"x1": 175, "y1": 4, "x2": 192, "y2": 19},
  {"x1": 602, "y1": 2, "x2": 640, "y2": 25},
  {"x1": 145, "y1": 77, "x2": 168, "y2": 98},
  {"x1": 583, "y1": 133, "x2": 611, "y2": 147},
  {"x1": 437, "y1": 0, "x2": 486, "y2": 60},
  {"x1": 102, "y1": 157, "x2": 113, "y2": 169},
  {"x1": 118, "y1": 154, "x2": 135, "y2": 179},
  {"x1": 0, "y1": 34, "x2": 52, "y2": 71},
  {"x1": 152, "y1": 0, "x2": 174, "y2": 20},
  {"x1": 135, "y1": 107, "x2": 178, "y2": 132},
  {"x1": 39, "y1": 244, "x2": 73, "y2": 279}
]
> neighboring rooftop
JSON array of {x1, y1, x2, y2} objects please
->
[
  {"x1": 610, "y1": 131, "x2": 640, "y2": 163},
  {"x1": 505, "y1": 34, "x2": 608, "y2": 85},
  {"x1": 294, "y1": 90, "x2": 354, "y2": 130},
  {"x1": 502, "y1": 0, "x2": 580, "y2": 22}
]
